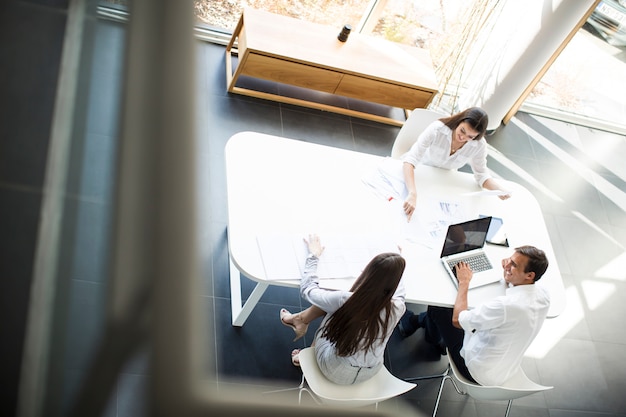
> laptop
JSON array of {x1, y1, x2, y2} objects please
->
[{"x1": 440, "y1": 216, "x2": 501, "y2": 289}]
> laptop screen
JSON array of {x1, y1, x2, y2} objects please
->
[{"x1": 440, "y1": 216, "x2": 492, "y2": 257}]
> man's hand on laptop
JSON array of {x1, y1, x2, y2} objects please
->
[{"x1": 454, "y1": 261, "x2": 473, "y2": 286}]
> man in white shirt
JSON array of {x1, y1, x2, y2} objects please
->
[{"x1": 398, "y1": 245, "x2": 550, "y2": 386}]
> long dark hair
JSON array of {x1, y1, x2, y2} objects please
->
[
  {"x1": 439, "y1": 107, "x2": 489, "y2": 140},
  {"x1": 321, "y1": 253, "x2": 406, "y2": 357}
]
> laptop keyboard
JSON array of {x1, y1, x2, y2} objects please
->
[{"x1": 448, "y1": 253, "x2": 493, "y2": 275}]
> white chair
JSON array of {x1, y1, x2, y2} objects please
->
[
  {"x1": 390, "y1": 108, "x2": 446, "y2": 159},
  {"x1": 272, "y1": 347, "x2": 416, "y2": 409},
  {"x1": 407, "y1": 350, "x2": 553, "y2": 417}
]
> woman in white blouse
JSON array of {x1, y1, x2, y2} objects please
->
[
  {"x1": 279, "y1": 234, "x2": 406, "y2": 385},
  {"x1": 401, "y1": 107, "x2": 510, "y2": 221}
]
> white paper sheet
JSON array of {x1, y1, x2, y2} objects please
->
[
  {"x1": 256, "y1": 232, "x2": 400, "y2": 281},
  {"x1": 361, "y1": 157, "x2": 408, "y2": 202}
]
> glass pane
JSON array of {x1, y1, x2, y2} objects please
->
[
  {"x1": 362, "y1": 0, "x2": 468, "y2": 109},
  {"x1": 363, "y1": 0, "x2": 464, "y2": 48},
  {"x1": 100, "y1": 0, "x2": 129, "y2": 10},
  {"x1": 525, "y1": 20, "x2": 626, "y2": 127},
  {"x1": 195, "y1": 1, "x2": 625, "y2": 131},
  {"x1": 196, "y1": 0, "x2": 373, "y2": 32}
]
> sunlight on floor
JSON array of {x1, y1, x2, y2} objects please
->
[
  {"x1": 517, "y1": 120, "x2": 626, "y2": 212},
  {"x1": 570, "y1": 211, "x2": 626, "y2": 281},
  {"x1": 491, "y1": 125, "x2": 626, "y2": 362},
  {"x1": 595, "y1": 252, "x2": 626, "y2": 281},
  {"x1": 571, "y1": 210, "x2": 623, "y2": 246},
  {"x1": 486, "y1": 145, "x2": 563, "y2": 203},
  {"x1": 581, "y1": 280, "x2": 617, "y2": 311},
  {"x1": 528, "y1": 270, "x2": 621, "y2": 360},
  {"x1": 526, "y1": 285, "x2": 583, "y2": 359}
]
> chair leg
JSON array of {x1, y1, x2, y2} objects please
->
[
  {"x1": 504, "y1": 399, "x2": 513, "y2": 417},
  {"x1": 298, "y1": 386, "x2": 322, "y2": 406},
  {"x1": 431, "y1": 374, "x2": 452, "y2": 417},
  {"x1": 405, "y1": 365, "x2": 450, "y2": 383},
  {"x1": 445, "y1": 375, "x2": 464, "y2": 395},
  {"x1": 263, "y1": 374, "x2": 305, "y2": 395},
  {"x1": 404, "y1": 365, "x2": 452, "y2": 417}
]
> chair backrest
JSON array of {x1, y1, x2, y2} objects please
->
[
  {"x1": 447, "y1": 352, "x2": 553, "y2": 402},
  {"x1": 297, "y1": 347, "x2": 416, "y2": 408},
  {"x1": 390, "y1": 108, "x2": 446, "y2": 159}
]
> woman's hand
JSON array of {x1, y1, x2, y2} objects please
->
[
  {"x1": 304, "y1": 234, "x2": 325, "y2": 257},
  {"x1": 403, "y1": 192, "x2": 417, "y2": 221},
  {"x1": 482, "y1": 178, "x2": 511, "y2": 200}
]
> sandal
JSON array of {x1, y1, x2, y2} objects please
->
[
  {"x1": 291, "y1": 349, "x2": 301, "y2": 367},
  {"x1": 279, "y1": 308, "x2": 309, "y2": 341}
]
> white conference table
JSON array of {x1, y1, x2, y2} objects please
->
[{"x1": 225, "y1": 131, "x2": 565, "y2": 326}]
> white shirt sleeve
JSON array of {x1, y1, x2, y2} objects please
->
[
  {"x1": 458, "y1": 297, "x2": 507, "y2": 333},
  {"x1": 468, "y1": 139, "x2": 491, "y2": 186},
  {"x1": 300, "y1": 255, "x2": 350, "y2": 314}
]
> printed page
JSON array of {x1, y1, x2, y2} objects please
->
[
  {"x1": 361, "y1": 157, "x2": 408, "y2": 202},
  {"x1": 257, "y1": 232, "x2": 399, "y2": 281},
  {"x1": 404, "y1": 198, "x2": 468, "y2": 249}
]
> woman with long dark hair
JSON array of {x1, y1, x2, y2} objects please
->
[{"x1": 280, "y1": 234, "x2": 406, "y2": 385}]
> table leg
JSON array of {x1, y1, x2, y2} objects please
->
[
  {"x1": 225, "y1": 13, "x2": 243, "y2": 94},
  {"x1": 230, "y1": 258, "x2": 268, "y2": 327}
]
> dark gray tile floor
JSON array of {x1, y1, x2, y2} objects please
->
[{"x1": 83, "y1": 20, "x2": 626, "y2": 417}]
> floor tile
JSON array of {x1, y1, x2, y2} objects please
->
[
  {"x1": 576, "y1": 125, "x2": 626, "y2": 180},
  {"x1": 63, "y1": 280, "x2": 107, "y2": 372},
  {"x1": 351, "y1": 119, "x2": 399, "y2": 156},
  {"x1": 206, "y1": 94, "x2": 284, "y2": 142},
  {"x1": 552, "y1": 215, "x2": 622, "y2": 278},
  {"x1": 594, "y1": 341, "x2": 626, "y2": 413},
  {"x1": 538, "y1": 338, "x2": 611, "y2": 413},
  {"x1": 584, "y1": 280, "x2": 626, "y2": 344},
  {"x1": 488, "y1": 119, "x2": 536, "y2": 160},
  {"x1": 280, "y1": 106, "x2": 355, "y2": 149},
  {"x1": 115, "y1": 372, "x2": 148, "y2": 417}
]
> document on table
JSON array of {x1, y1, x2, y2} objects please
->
[
  {"x1": 361, "y1": 157, "x2": 408, "y2": 202},
  {"x1": 256, "y1": 232, "x2": 400, "y2": 281},
  {"x1": 384, "y1": 197, "x2": 468, "y2": 249},
  {"x1": 361, "y1": 158, "x2": 468, "y2": 247}
]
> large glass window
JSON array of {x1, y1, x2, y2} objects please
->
[
  {"x1": 197, "y1": 0, "x2": 473, "y2": 111},
  {"x1": 195, "y1": 0, "x2": 373, "y2": 32},
  {"x1": 100, "y1": 0, "x2": 626, "y2": 133},
  {"x1": 523, "y1": 18, "x2": 626, "y2": 132}
]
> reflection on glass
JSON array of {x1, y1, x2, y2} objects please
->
[
  {"x1": 99, "y1": 0, "x2": 626, "y2": 130},
  {"x1": 526, "y1": 25, "x2": 626, "y2": 128},
  {"x1": 100, "y1": 0, "x2": 129, "y2": 10},
  {"x1": 194, "y1": 0, "x2": 372, "y2": 32}
]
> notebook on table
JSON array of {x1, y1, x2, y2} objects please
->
[{"x1": 440, "y1": 216, "x2": 501, "y2": 289}]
